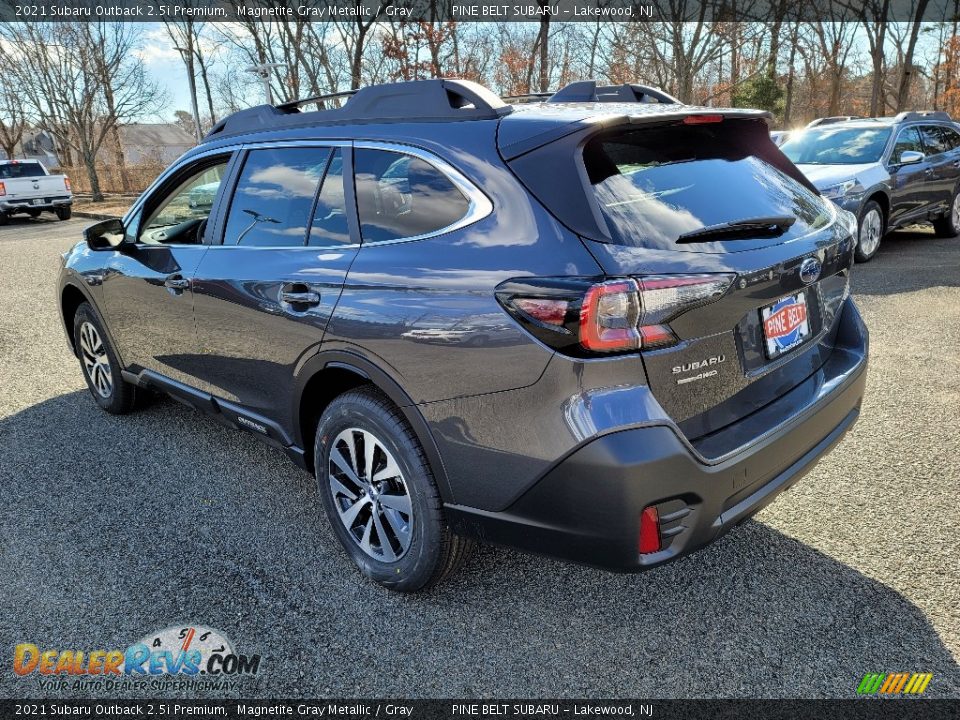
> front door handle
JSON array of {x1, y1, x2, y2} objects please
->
[
  {"x1": 164, "y1": 274, "x2": 190, "y2": 291},
  {"x1": 280, "y1": 283, "x2": 321, "y2": 307}
]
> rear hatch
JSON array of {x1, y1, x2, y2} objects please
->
[
  {"x1": 0, "y1": 162, "x2": 66, "y2": 201},
  {"x1": 506, "y1": 114, "x2": 856, "y2": 444}
]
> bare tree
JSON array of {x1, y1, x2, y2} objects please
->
[
  {"x1": 0, "y1": 22, "x2": 166, "y2": 201},
  {"x1": 895, "y1": 0, "x2": 931, "y2": 111},
  {"x1": 0, "y1": 75, "x2": 28, "y2": 159}
]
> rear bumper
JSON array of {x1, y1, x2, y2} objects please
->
[
  {"x1": 447, "y1": 298, "x2": 868, "y2": 571},
  {"x1": 0, "y1": 197, "x2": 72, "y2": 213}
]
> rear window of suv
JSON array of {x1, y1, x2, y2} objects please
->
[
  {"x1": 0, "y1": 162, "x2": 46, "y2": 179},
  {"x1": 583, "y1": 123, "x2": 832, "y2": 250}
]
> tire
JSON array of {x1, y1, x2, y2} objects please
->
[
  {"x1": 0, "y1": 213, "x2": 8, "y2": 226},
  {"x1": 855, "y1": 200, "x2": 885, "y2": 263},
  {"x1": 27, "y1": 209, "x2": 41, "y2": 218},
  {"x1": 314, "y1": 387, "x2": 474, "y2": 592},
  {"x1": 73, "y1": 302, "x2": 137, "y2": 415},
  {"x1": 932, "y1": 189, "x2": 960, "y2": 238},
  {"x1": 56, "y1": 207, "x2": 72, "y2": 221}
]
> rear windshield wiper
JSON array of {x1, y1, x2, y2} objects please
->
[{"x1": 677, "y1": 215, "x2": 796, "y2": 244}]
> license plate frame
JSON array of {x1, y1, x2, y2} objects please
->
[{"x1": 761, "y1": 291, "x2": 811, "y2": 360}]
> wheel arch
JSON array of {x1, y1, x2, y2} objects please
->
[
  {"x1": 865, "y1": 190, "x2": 889, "y2": 226},
  {"x1": 293, "y1": 350, "x2": 455, "y2": 503},
  {"x1": 60, "y1": 282, "x2": 90, "y2": 355}
]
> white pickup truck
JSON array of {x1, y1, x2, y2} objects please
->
[{"x1": 0, "y1": 160, "x2": 73, "y2": 224}]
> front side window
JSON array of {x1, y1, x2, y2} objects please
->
[
  {"x1": 140, "y1": 159, "x2": 229, "y2": 245},
  {"x1": 780, "y1": 127, "x2": 891, "y2": 165},
  {"x1": 354, "y1": 148, "x2": 469, "y2": 243},
  {"x1": 891, "y1": 128, "x2": 923, "y2": 163},
  {"x1": 225, "y1": 147, "x2": 330, "y2": 247}
]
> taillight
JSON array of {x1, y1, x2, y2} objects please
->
[
  {"x1": 497, "y1": 273, "x2": 734, "y2": 357},
  {"x1": 0, "y1": 181, "x2": 5, "y2": 196},
  {"x1": 580, "y1": 280, "x2": 642, "y2": 352},
  {"x1": 638, "y1": 506, "x2": 661, "y2": 554},
  {"x1": 64, "y1": 176, "x2": 71, "y2": 191},
  {"x1": 683, "y1": 114, "x2": 724, "y2": 124}
]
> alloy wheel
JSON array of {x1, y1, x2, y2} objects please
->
[
  {"x1": 952, "y1": 194, "x2": 960, "y2": 232},
  {"x1": 328, "y1": 428, "x2": 413, "y2": 562},
  {"x1": 79, "y1": 321, "x2": 113, "y2": 398},
  {"x1": 859, "y1": 208, "x2": 882, "y2": 257}
]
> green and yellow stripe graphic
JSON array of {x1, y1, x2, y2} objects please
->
[{"x1": 857, "y1": 672, "x2": 933, "y2": 695}]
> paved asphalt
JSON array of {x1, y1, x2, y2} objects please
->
[{"x1": 0, "y1": 215, "x2": 958, "y2": 699}]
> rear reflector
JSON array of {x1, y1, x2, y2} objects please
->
[{"x1": 639, "y1": 506, "x2": 661, "y2": 554}]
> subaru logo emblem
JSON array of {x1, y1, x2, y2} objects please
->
[{"x1": 799, "y1": 257, "x2": 822, "y2": 284}]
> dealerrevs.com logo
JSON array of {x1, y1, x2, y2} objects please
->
[{"x1": 13, "y1": 625, "x2": 261, "y2": 692}]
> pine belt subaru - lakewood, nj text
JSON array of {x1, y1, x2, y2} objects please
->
[{"x1": 57, "y1": 79, "x2": 869, "y2": 591}]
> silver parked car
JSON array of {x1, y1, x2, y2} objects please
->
[{"x1": 780, "y1": 111, "x2": 960, "y2": 261}]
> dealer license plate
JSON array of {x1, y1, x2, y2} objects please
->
[{"x1": 761, "y1": 291, "x2": 811, "y2": 359}]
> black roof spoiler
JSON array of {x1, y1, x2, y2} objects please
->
[{"x1": 203, "y1": 79, "x2": 511, "y2": 142}]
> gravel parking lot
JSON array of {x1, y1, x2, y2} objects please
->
[{"x1": 1, "y1": 215, "x2": 958, "y2": 699}]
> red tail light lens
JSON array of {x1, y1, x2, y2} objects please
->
[
  {"x1": 513, "y1": 297, "x2": 569, "y2": 327},
  {"x1": 683, "y1": 114, "x2": 724, "y2": 124},
  {"x1": 64, "y1": 176, "x2": 71, "y2": 191},
  {"x1": 580, "y1": 280, "x2": 642, "y2": 352},
  {"x1": 0, "y1": 181, "x2": 5, "y2": 197},
  {"x1": 639, "y1": 506, "x2": 661, "y2": 554}
]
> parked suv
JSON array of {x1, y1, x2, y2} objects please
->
[
  {"x1": 780, "y1": 111, "x2": 960, "y2": 261},
  {"x1": 58, "y1": 79, "x2": 869, "y2": 591}
]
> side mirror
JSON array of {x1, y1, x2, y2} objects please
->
[
  {"x1": 898, "y1": 150, "x2": 925, "y2": 166},
  {"x1": 83, "y1": 218, "x2": 128, "y2": 250}
]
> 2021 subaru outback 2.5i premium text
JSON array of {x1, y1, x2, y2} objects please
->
[{"x1": 58, "y1": 79, "x2": 869, "y2": 591}]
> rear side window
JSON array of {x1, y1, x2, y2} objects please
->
[
  {"x1": 919, "y1": 125, "x2": 950, "y2": 156},
  {"x1": 584, "y1": 124, "x2": 831, "y2": 250},
  {"x1": 941, "y1": 126, "x2": 960, "y2": 150},
  {"x1": 354, "y1": 148, "x2": 469, "y2": 242},
  {"x1": 0, "y1": 162, "x2": 45, "y2": 179},
  {"x1": 224, "y1": 147, "x2": 330, "y2": 247}
]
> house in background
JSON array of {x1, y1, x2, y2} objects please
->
[
  {"x1": 13, "y1": 130, "x2": 60, "y2": 167},
  {"x1": 111, "y1": 123, "x2": 196, "y2": 166}
]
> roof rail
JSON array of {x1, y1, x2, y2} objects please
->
[
  {"x1": 547, "y1": 80, "x2": 682, "y2": 105},
  {"x1": 203, "y1": 78, "x2": 511, "y2": 142},
  {"x1": 276, "y1": 90, "x2": 358, "y2": 112},
  {"x1": 502, "y1": 92, "x2": 554, "y2": 104},
  {"x1": 894, "y1": 110, "x2": 953, "y2": 123}
]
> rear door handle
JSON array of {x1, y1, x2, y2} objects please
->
[
  {"x1": 164, "y1": 274, "x2": 190, "y2": 291},
  {"x1": 280, "y1": 283, "x2": 321, "y2": 307}
]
